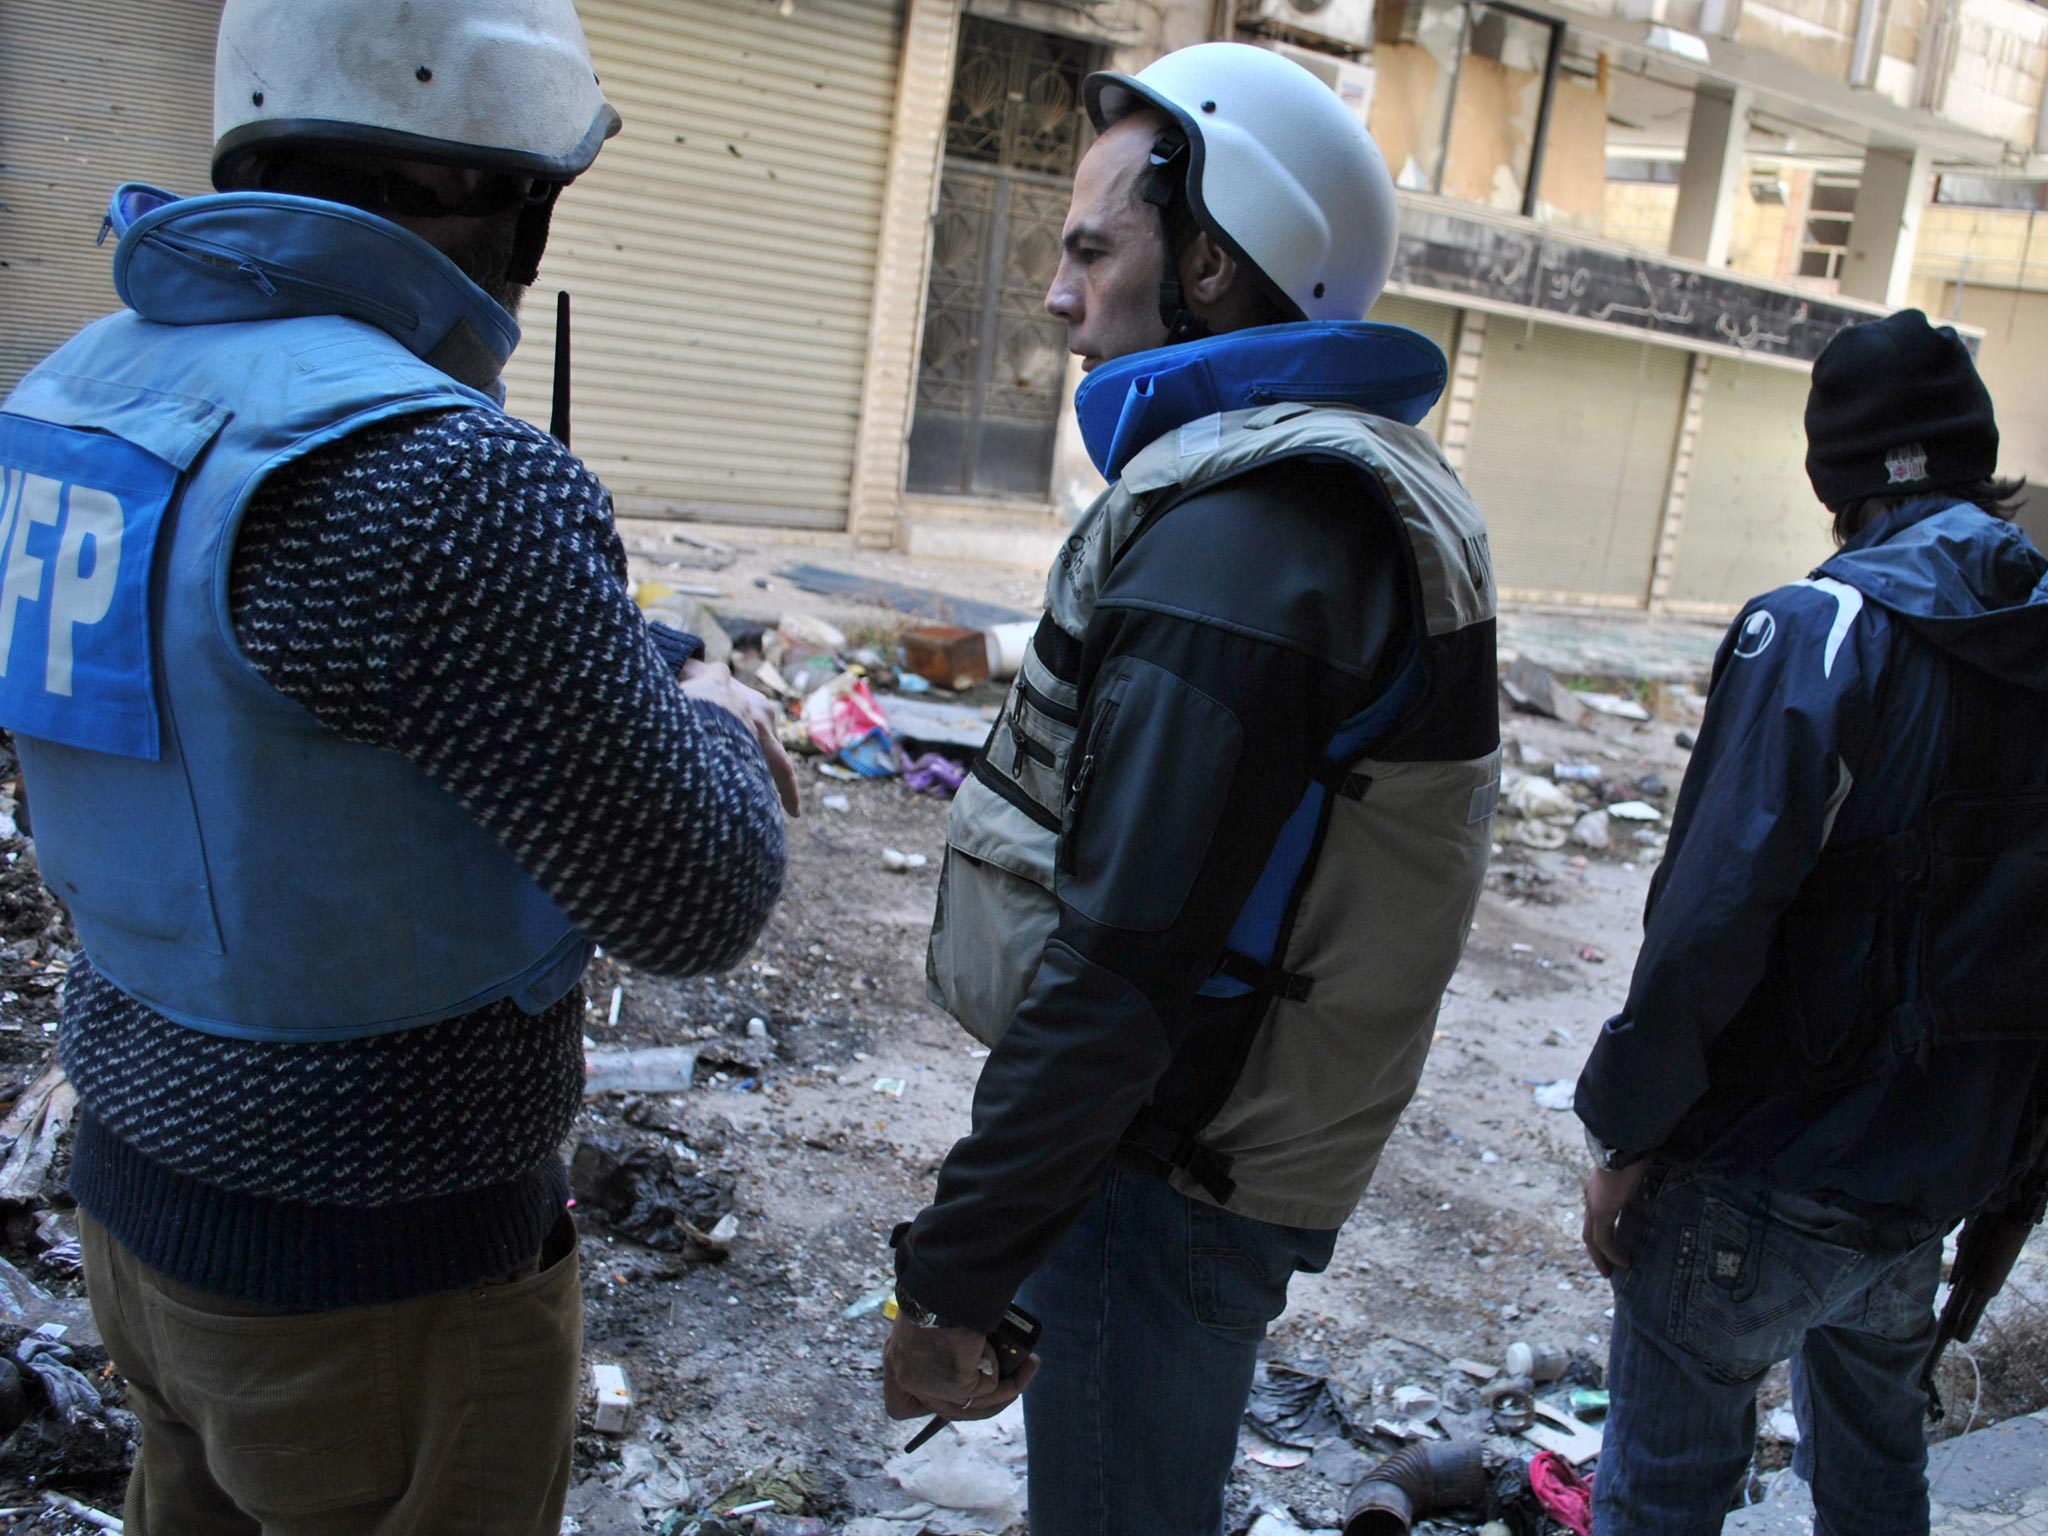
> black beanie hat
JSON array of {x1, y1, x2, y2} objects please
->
[{"x1": 1804, "y1": 309, "x2": 1998, "y2": 507}]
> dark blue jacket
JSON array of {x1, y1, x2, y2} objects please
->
[{"x1": 1577, "y1": 498, "x2": 2048, "y2": 1240}]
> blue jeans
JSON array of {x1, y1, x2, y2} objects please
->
[
  {"x1": 1593, "y1": 1169, "x2": 1944, "y2": 1536},
  {"x1": 1015, "y1": 1165, "x2": 1338, "y2": 1536}
]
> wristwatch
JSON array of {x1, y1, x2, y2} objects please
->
[
  {"x1": 1585, "y1": 1127, "x2": 1645, "y2": 1172},
  {"x1": 894, "y1": 1289, "x2": 947, "y2": 1330}
]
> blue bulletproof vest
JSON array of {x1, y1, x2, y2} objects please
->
[{"x1": 0, "y1": 186, "x2": 590, "y2": 1042}]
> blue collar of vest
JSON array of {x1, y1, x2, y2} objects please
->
[
  {"x1": 1073, "y1": 321, "x2": 1449, "y2": 482},
  {"x1": 102, "y1": 183, "x2": 520, "y2": 400}
]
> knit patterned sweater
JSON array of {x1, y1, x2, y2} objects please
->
[{"x1": 59, "y1": 407, "x2": 787, "y2": 1308}]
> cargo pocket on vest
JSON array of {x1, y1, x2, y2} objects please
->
[
  {"x1": 1057, "y1": 659, "x2": 1242, "y2": 933},
  {"x1": 927, "y1": 775, "x2": 1062, "y2": 1047}
]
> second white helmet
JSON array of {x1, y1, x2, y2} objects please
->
[
  {"x1": 1085, "y1": 42, "x2": 1399, "y2": 323},
  {"x1": 212, "y1": 0, "x2": 621, "y2": 189}
]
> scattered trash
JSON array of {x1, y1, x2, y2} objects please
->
[
  {"x1": 1449, "y1": 1358, "x2": 1497, "y2": 1382},
  {"x1": 879, "y1": 697, "x2": 998, "y2": 755},
  {"x1": 1552, "y1": 763, "x2": 1601, "y2": 782},
  {"x1": 584, "y1": 1046, "x2": 698, "y2": 1097},
  {"x1": 1573, "y1": 691, "x2": 1652, "y2": 722},
  {"x1": 39, "y1": 1492, "x2": 122, "y2": 1533},
  {"x1": 803, "y1": 674, "x2": 893, "y2": 759},
  {"x1": 0, "y1": 1253, "x2": 92, "y2": 1341},
  {"x1": 1632, "y1": 773, "x2": 1669, "y2": 798},
  {"x1": 1390, "y1": 1384, "x2": 1440, "y2": 1421},
  {"x1": 983, "y1": 621, "x2": 1036, "y2": 681},
  {"x1": 635, "y1": 584, "x2": 733, "y2": 665},
  {"x1": 1341, "y1": 1438, "x2": 1486, "y2": 1536},
  {"x1": 1504, "y1": 1341, "x2": 1569, "y2": 1383},
  {"x1": 1676, "y1": 729, "x2": 1697, "y2": 750},
  {"x1": 842, "y1": 1286, "x2": 893, "y2": 1320},
  {"x1": 1606, "y1": 800, "x2": 1661, "y2": 821},
  {"x1": 820, "y1": 793, "x2": 852, "y2": 813},
  {"x1": 1512, "y1": 822, "x2": 1568, "y2": 850},
  {"x1": 1568, "y1": 1388, "x2": 1610, "y2": 1421},
  {"x1": 881, "y1": 849, "x2": 928, "y2": 873},
  {"x1": 1246, "y1": 1512, "x2": 1314, "y2": 1536},
  {"x1": 875, "y1": 1400, "x2": 1027, "y2": 1535},
  {"x1": 1576, "y1": 947, "x2": 1606, "y2": 964},
  {"x1": 778, "y1": 613, "x2": 848, "y2": 651},
  {"x1": 817, "y1": 762, "x2": 860, "y2": 781},
  {"x1": 1246, "y1": 1436, "x2": 1312, "y2": 1470},
  {"x1": 1481, "y1": 1375, "x2": 1536, "y2": 1433},
  {"x1": 873, "y1": 1078, "x2": 907, "y2": 1098},
  {"x1": 613, "y1": 1437, "x2": 691, "y2": 1509},
  {"x1": 1500, "y1": 659, "x2": 1586, "y2": 726},
  {"x1": 746, "y1": 1017, "x2": 772, "y2": 1042},
  {"x1": 1531, "y1": 1081, "x2": 1576, "y2": 1111},
  {"x1": 754, "y1": 1518, "x2": 829, "y2": 1536},
  {"x1": 1246, "y1": 1362, "x2": 1357, "y2": 1449},
  {"x1": 0, "y1": 1323, "x2": 139, "y2": 1491},
  {"x1": 0, "y1": 1064, "x2": 75, "y2": 1207},
  {"x1": 837, "y1": 729, "x2": 898, "y2": 778},
  {"x1": 773, "y1": 565, "x2": 1029, "y2": 632},
  {"x1": 1372, "y1": 1417, "x2": 1446, "y2": 1442},
  {"x1": 1527, "y1": 1450, "x2": 1594, "y2": 1535},
  {"x1": 894, "y1": 672, "x2": 934, "y2": 695},
  {"x1": 1522, "y1": 1401, "x2": 1604, "y2": 1465},
  {"x1": 899, "y1": 625, "x2": 992, "y2": 691},
  {"x1": 1570, "y1": 810, "x2": 1610, "y2": 850},
  {"x1": 901, "y1": 752, "x2": 966, "y2": 798},
  {"x1": 569, "y1": 1132, "x2": 737, "y2": 1257},
  {"x1": 1505, "y1": 777, "x2": 1576, "y2": 820},
  {"x1": 1764, "y1": 1404, "x2": 1800, "y2": 1443}
]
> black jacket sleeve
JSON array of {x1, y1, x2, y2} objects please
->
[{"x1": 896, "y1": 459, "x2": 1413, "y2": 1330}]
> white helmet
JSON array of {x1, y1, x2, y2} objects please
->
[
  {"x1": 1085, "y1": 42, "x2": 1398, "y2": 323},
  {"x1": 212, "y1": 0, "x2": 621, "y2": 189}
]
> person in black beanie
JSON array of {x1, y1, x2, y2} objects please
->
[{"x1": 1573, "y1": 307, "x2": 2048, "y2": 1535}]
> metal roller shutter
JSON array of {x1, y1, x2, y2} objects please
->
[
  {"x1": 1367, "y1": 292, "x2": 1457, "y2": 443},
  {"x1": 0, "y1": 1, "x2": 221, "y2": 392},
  {"x1": 1462, "y1": 322, "x2": 1688, "y2": 604},
  {"x1": 501, "y1": 0, "x2": 906, "y2": 530},
  {"x1": 1670, "y1": 359, "x2": 1834, "y2": 610}
]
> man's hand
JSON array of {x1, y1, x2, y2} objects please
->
[
  {"x1": 882, "y1": 1316, "x2": 1039, "y2": 1423},
  {"x1": 1582, "y1": 1160, "x2": 1650, "y2": 1279},
  {"x1": 679, "y1": 660, "x2": 801, "y2": 817}
]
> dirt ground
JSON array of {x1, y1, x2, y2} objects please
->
[{"x1": 0, "y1": 536, "x2": 2042, "y2": 1533}]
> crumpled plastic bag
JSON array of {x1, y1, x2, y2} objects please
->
[
  {"x1": 17, "y1": 1329, "x2": 101, "y2": 1425},
  {"x1": 804, "y1": 675, "x2": 891, "y2": 756},
  {"x1": 1245, "y1": 1362, "x2": 1357, "y2": 1449}
]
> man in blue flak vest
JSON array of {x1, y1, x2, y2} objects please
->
[{"x1": 0, "y1": 2, "x2": 795, "y2": 1530}]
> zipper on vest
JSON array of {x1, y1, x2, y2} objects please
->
[
  {"x1": 1018, "y1": 677, "x2": 1079, "y2": 727},
  {"x1": 142, "y1": 230, "x2": 419, "y2": 333},
  {"x1": 1008, "y1": 697, "x2": 1057, "y2": 775},
  {"x1": 1243, "y1": 382, "x2": 1381, "y2": 405}
]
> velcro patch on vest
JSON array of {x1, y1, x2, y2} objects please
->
[
  {"x1": 0, "y1": 418, "x2": 170, "y2": 759},
  {"x1": 1468, "y1": 777, "x2": 1501, "y2": 824}
]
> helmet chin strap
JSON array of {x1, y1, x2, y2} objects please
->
[{"x1": 1141, "y1": 136, "x2": 1209, "y2": 347}]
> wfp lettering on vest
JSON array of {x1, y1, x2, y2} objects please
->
[
  {"x1": 0, "y1": 468, "x2": 124, "y2": 698},
  {"x1": 0, "y1": 416, "x2": 172, "y2": 762}
]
